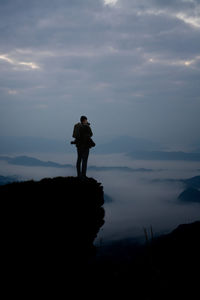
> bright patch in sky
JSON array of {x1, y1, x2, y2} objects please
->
[
  {"x1": 0, "y1": 54, "x2": 40, "y2": 70},
  {"x1": 8, "y1": 90, "x2": 18, "y2": 95},
  {"x1": 104, "y1": 0, "x2": 118, "y2": 6},
  {"x1": 176, "y1": 13, "x2": 200, "y2": 28}
]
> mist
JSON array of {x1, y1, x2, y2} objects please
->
[{"x1": 1, "y1": 151, "x2": 199, "y2": 244}]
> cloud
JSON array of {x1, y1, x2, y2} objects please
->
[
  {"x1": 0, "y1": 53, "x2": 40, "y2": 70},
  {"x1": 147, "y1": 54, "x2": 200, "y2": 68},
  {"x1": 8, "y1": 89, "x2": 18, "y2": 95},
  {"x1": 0, "y1": 0, "x2": 200, "y2": 149},
  {"x1": 104, "y1": 0, "x2": 118, "y2": 6},
  {"x1": 175, "y1": 12, "x2": 200, "y2": 27},
  {"x1": 18, "y1": 62, "x2": 40, "y2": 70}
]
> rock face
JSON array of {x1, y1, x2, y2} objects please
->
[
  {"x1": 0, "y1": 176, "x2": 105, "y2": 283},
  {"x1": 178, "y1": 187, "x2": 200, "y2": 203}
]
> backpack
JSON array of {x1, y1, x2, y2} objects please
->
[{"x1": 72, "y1": 123, "x2": 82, "y2": 139}]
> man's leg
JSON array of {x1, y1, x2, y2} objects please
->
[
  {"x1": 81, "y1": 148, "x2": 89, "y2": 177},
  {"x1": 76, "y1": 148, "x2": 82, "y2": 177}
]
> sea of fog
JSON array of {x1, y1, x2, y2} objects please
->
[{"x1": 0, "y1": 152, "x2": 200, "y2": 245}]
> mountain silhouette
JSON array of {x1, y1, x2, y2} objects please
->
[
  {"x1": 181, "y1": 175, "x2": 200, "y2": 189},
  {"x1": 178, "y1": 175, "x2": 200, "y2": 203},
  {"x1": 93, "y1": 135, "x2": 162, "y2": 153},
  {"x1": 0, "y1": 155, "x2": 154, "y2": 172},
  {"x1": 88, "y1": 221, "x2": 200, "y2": 298},
  {"x1": 128, "y1": 150, "x2": 200, "y2": 161},
  {"x1": 1, "y1": 176, "x2": 105, "y2": 288},
  {"x1": 0, "y1": 136, "x2": 71, "y2": 153},
  {"x1": 0, "y1": 175, "x2": 20, "y2": 186},
  {"x1": 151, "y1": 175, "x2": 200, "y2": 203},
  {"x1": 178, "y1": 187, "x2": 200, "y2": 203},
  {"x1": 0, "y1": 135, "x2": 160, "y2": 154},
  {"x1": 0, "y1": 155, "x2": 73, "y2": 168}
]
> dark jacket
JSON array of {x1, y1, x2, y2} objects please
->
[{"x1": 75, "y1": 123, "x2": 93, "y2": 149}]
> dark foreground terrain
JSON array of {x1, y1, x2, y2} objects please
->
[
  {"x1": 1, "y1": 176, "x2": 199, "y2": 298},
  {"x1": 90, "y1": 220, "x2": 200, "y2": 299}
]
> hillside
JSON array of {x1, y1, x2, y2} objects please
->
[
  {"x1": 88, "y1": 221, "x2": 200, "y2": 298},
  {"x1": 178, "y1": 187, "x2": 200, "y2": 202}
]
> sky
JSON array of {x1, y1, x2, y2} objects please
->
[{"x1": 0, "y1": 0, "x2": 200, "y2": 149}]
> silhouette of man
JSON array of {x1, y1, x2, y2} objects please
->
[{"x1": 72, "y1": 116, "x2": 93, "y2": 178}]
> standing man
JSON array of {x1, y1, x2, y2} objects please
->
[{"x1": 72, "y1": 116, "x2": 93, "y2": 178}]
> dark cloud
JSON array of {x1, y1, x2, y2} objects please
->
[{"x1": 0, "y1": 0, "x2": 200, "y2": 149}]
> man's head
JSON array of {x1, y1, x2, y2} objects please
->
[{"x1": 80, "y1": 115, "x2": 88, "y2": 124}]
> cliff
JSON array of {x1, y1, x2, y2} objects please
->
[{"x1": 0, "y1": 176, "x2": 105, "y2": 284}]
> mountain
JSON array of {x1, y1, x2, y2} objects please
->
[
  {"x1": 0, "y1": 175, "x2": 21, "y2": 186},
  {"x1": 0, "y1": 155, "x2": 154, "y2": 172},
  {"x1": 152, "y1": 175, "x2": 200, "y2": 187},
  {"x1": 0, "y1": 135, "x2": 161, "y2": 155},
  {"x1": 0, "y1": 155, "x2": 73, "y2": 168},
  {"x1": 0, "y1": 136, "x2": 72, "y2": 153},
  {"x1": 178, "y1": 175, "x2": 200, "y2": 203},
  {"x1": 181, "y1": 175, "x2": 200, "y2": 189},
  {"x1": 93, "y1": 135, "x2": 162, "y2": 153},
  {"x1": 150, "y1": 175, "x2": 200, "y2": 203},
  {"x1": 178, "y1": 188, "x2": 200, "y2": 203},
  {"x1": 87, "y1": 221, "x2": 200, "y2": 298},
  {"x1": 104, "y1": 194, "x2": 113, "y2": 203},
  {"x1": 127, "y1": 150, "x2": 200, "y2": 161},
  {"x1": 89, "y1": 165, "x2": 153, "y2": 172}
]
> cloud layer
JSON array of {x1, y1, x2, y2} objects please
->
[{"x1": 0, "y1": 0, "x2": 200, "y2": 149}]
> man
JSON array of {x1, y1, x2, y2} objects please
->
[{"x1": 72, "y1": 116, "x2": 93, "y2": 178}]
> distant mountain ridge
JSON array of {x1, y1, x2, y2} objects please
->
[
  {"x1": 93, "y1": 135, "x2": 162, "y2": 153},
  {"x1": 0, "y1": 135, "x2": 162, "y2": 154},
  {"x1": 152, "y1": 175, "x2": 200, "y2": 187},
  {"x1": 0, "y1": 155, "x2": 154, "y2": 172},
  {"x1": 181, "y1": 175, "x2": 200, "y2": 189},
  {"x1": 1, "y1": 135, "x2": 200, "y2": 161},
  {"x1": 151, "y1": 175, "x2": 200, "y2": 203},
  {"x1": 127, "y1": 150, "x2": 200, "y2": 161},
  {"x1": 0, "y1": 175, "x2": 21, "y2": 186},
  {"x1": 0, "y1": 155, "x2": 73, "y2": 168},
  {"x1": 0, "y1": 136, "x2": 72, "y2": 153},
  {"x1": 178, "y1": 188, "x2": 200, "y2": 203}
]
